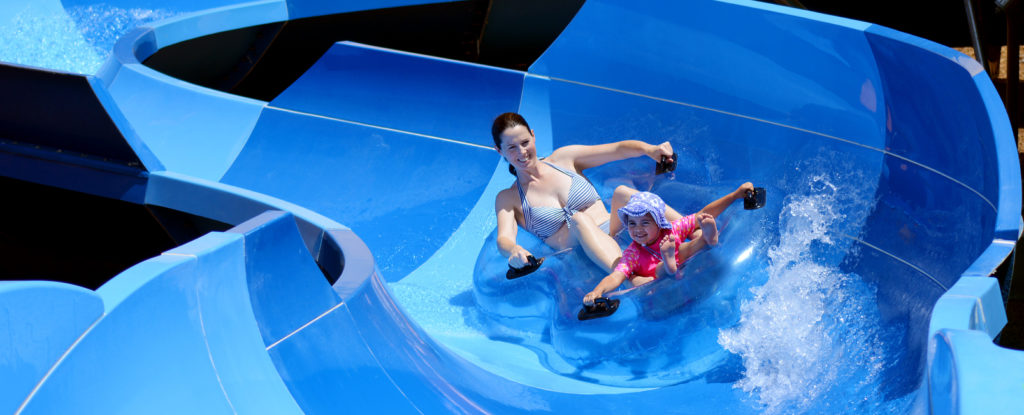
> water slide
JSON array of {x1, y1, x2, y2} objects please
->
[{"x1": 1, "y1": 0, "x2": 1023, "y2": 413}]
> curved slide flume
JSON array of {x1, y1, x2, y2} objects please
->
[{"x1": 1, "y1": 0, "x2": 1023, "y2": 413}]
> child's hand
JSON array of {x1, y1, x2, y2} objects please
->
[
  {"x1": 736, "y1": 182, "x2": 755, "y2": 200},
  {"x1": 583, "y1": 291, "x2": 602, "y2": 306}
]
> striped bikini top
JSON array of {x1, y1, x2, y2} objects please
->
[{"x1": 516, "y1": 162, "x2": 602, "y2": 239}]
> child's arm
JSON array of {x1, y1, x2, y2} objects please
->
[
  {"x1": 583, "y1": 271, "x2": 628, "y2": 305},
  {"x1": 699, "y1": 182, "x2": 754, "y2": 218}
]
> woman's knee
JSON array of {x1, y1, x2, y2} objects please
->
[{"x1": 613, "y1": 185, "x2": 637, "y2": 204}]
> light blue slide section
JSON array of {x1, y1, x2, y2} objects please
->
[
  {"x1": 13, "y1": 231, "x2": 302, "y2": 414},
  {"x1": 0, "y1": 282, "x2": 103, "y2": 415},
  {"x1": 0, "y1": 0, "x2": 1022, "y2": 414}
]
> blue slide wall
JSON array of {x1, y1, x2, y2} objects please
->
[
  {"x1": 221, "y1": 42, "x2": 522, "y2": 279},
  {"x1": 1, "y1": 0, "x2": 1022, "y2": 413},
  {"x1": 525, "y1": 0, "x2": 1018, "y2": 402}
]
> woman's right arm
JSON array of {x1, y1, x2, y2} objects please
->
[{"x1": 496, "y1": 189, "x2": 532, "y2": 268}]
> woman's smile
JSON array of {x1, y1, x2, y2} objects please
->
[{"x1": 499, "y1": 124, "x2": 538, "y2": 170}]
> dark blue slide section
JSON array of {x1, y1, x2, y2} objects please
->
[
  {"x1": 0, "y1": 62, "x2": 158, "y2": 202},
  {"x1": 530, "y1": 0, "x2": 886, "y2": 150},
  {"x1": 0, "y1": 63, "x2": 141, "y2": 166},
  {"x1": 271, "y1": 42, "x2": 524, "y2": 147}
]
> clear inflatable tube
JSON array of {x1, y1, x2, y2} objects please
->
[{"x1": 472, "y1": 156, "x2": 772, "y2": 387}]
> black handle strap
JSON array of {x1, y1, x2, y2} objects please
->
[
  {"x1": 578, "y1": 297, "x2": 621, "y2": 320},
  {"x1": 506, "y1": 255, "x2": 544, "y2": 279},
  {"x1": 655, "y1": 152, "x2": 678, "y2": 175},
  {"x1": 744, "y1": 187, "x2": 766, "y2": 210}
]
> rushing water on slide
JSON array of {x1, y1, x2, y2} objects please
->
[
  {"x1": 718, "y1": 168, "x2": 908, "y2": 414},
  {"x1": 0, "y1": 2, "x2": 177, "y2": 74}
]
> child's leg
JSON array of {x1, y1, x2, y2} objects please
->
[
  {"x1": 676, "y1": 230, "x2": 707, "y2": 261},
  {"x1": 658, "y1": 235, "x2": 679, "y2": 276},
  {"x1": 699, "y1": 182, "x2": 754, "y2": 218},
  {"x1": 659, "y1": 233, "x2": 707, "y2": 279}
]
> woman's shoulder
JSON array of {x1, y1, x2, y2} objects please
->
[
  {"x1": 495, "y1": 185, "x2": 520, "y2": 207},
  {"x1": 547, "y1": 144, "x2": 585, "y2": 162},
  {"x1": 542, "y1": 150, "x2": 583, "y2": 173}
]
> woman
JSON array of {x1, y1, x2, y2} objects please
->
[{"x1": 492, "y1": 112, "x2": 680, "y2": 273}]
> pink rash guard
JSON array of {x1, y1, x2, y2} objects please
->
[{"x1": 614, "y1": 214, "x2": 699, "y2": 280}]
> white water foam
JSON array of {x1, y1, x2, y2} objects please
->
[
  {"x1": 718, "y1": 172, "x2": 890, "y2": 414},
  {"x1": 0, "y1": 3, "x2": 177, "y2": 75},
  {"x1": 67, "y1": 4, "x2": 179, "y2": 59},
  {"x1": 0, "y1": 1, "x2": 102, "y2": 74}
]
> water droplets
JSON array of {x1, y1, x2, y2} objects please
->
[
  {"x1": 718, "y1": 170, "x2": 889, "y2": 414},
  {"x1": 0, "y1": 3, "x2": 178, "y2": 74}
]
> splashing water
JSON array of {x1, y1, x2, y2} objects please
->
[
  {"x1": 0, "y1": 2, "x2": 102, "y2": 74},
  {"x1": 718, "y1": 173, "x2": 891, "y2": 414},
  {"x1": 67, "y1": 5, "x2": 179, "y2": 62},
  {"x1": 0, "y1": 3, "x2": 178, "y2": 74}
]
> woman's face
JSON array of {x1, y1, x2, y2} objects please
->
[
  {"x1": 497, "y1": 125, "x2": 536, "y2": 171},
  {"x1": 626, "y1": 213, "x2": 662, "y2": 245}
]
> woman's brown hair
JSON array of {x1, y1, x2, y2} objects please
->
[{"x1": 492, "y1": 112, "x2": 532, "y2": 176}]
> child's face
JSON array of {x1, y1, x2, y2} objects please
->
[{"x1": 626, "y1": 213, "x2": 662, "y2": 245}]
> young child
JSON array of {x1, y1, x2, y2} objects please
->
[{"x1": 582, "y1": 183, "x2": 752, "y2": 306}]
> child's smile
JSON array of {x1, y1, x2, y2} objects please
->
[{"x1": 626, "y1": 213, "x2": 662, "y2": 246}]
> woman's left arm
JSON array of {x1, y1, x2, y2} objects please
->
[{"x1": 550, "y1": 140, "x2": 674, "y2": 172}]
